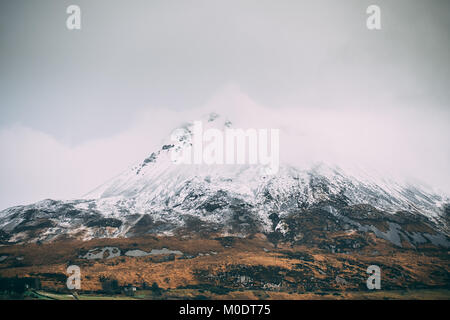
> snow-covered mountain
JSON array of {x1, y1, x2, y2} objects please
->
[{"x1": 1, "y1": 113, "x2": 449, "y2": 247}]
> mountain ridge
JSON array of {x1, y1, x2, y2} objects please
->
[{"x1": 0, "y1": 113, "x2": 449, "y2": 248}]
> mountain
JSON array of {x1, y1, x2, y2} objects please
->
[
  {"x1": 0, "y1": 113, "x2": 449, "y2": 249},
  {"x1": 1, "y1": 113, "x2": 450, "y2": 299}
]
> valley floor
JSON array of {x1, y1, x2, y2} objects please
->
[{"x1": 0, "y1": 234, "x2": 449, "y2": 300}]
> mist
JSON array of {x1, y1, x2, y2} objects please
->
[
  {"x1": 1, "y1": 0, "x2": 449, "y2": 209},
  {"x1": 1, "y1": 85, "x2": 449, "y2": 210}
]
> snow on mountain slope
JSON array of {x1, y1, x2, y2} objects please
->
[
  {"x1": 0, "y1": 113, "x2": 449, "y2": 245},
  {"x1": 82, "y1": 113, "x2": 447, "y2": 218}
]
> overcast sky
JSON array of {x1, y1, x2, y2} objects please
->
[{"x1": 0, "y1": 0, "x2": 449, "y2": 210}]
